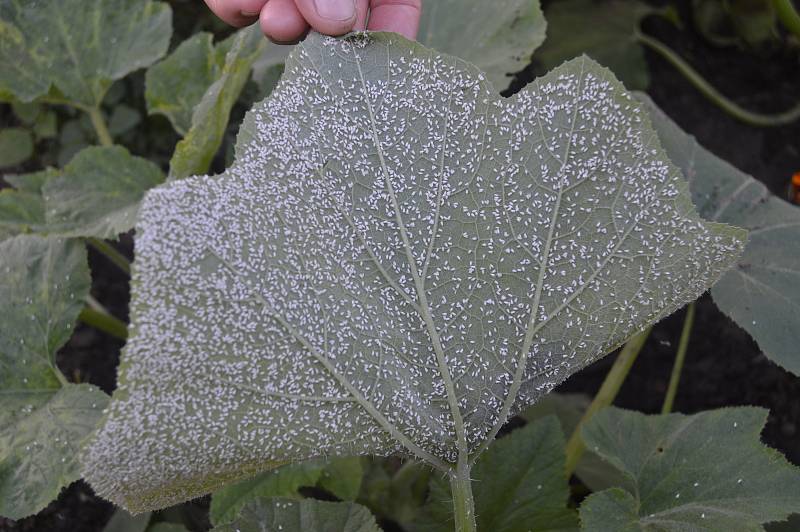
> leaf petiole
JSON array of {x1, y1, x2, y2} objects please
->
[
  {"x1": 87, "y1": 106, "x2": 114, "y2": 147},
  {"x1": 449, "y1": 454, "x2": 477, "y2": 532},
  {"x1": 79, "y1": 305, "x2": 128, "y2": 341},
  {"x1": 87, "y1": 237, "x2": 131, "y2": 275},
  {"x1": 661, "y1": 302, "x2": 696, "y2": 414}
]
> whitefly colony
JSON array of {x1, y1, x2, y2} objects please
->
[{"x1": 82, "y1": 32, "x2": 745, "y2": 511}]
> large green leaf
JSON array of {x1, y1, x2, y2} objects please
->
[
  {"x1": 319, "y1": 457, "x2": 364, "y2": 501},
  {"x1": 0, "y1": 0, "x2": 171, "y2": 107},
  {"x1": 210, "y1": 461, "x2": 326, "y2": 526},
  {"x1": 145, "y1": 33, "x2": 225, "y2": 136},
  {"x1": 417, "y1": 0, "x2": 546, "y2": 90},
  {"x1": 534, "y1": 0, "x2": 653, "y2": 90},
  {"x1": 579, "y1": 407, "x2": 800, "y2": 531},
  {"x1": 83, "y1": 32, "x2": 745, "y2": 512},
  {"x1": 168, "y1": 26, "x2": 266, "y2": 180},
  {"x1": 42, "y1": 146, "x2": 165, "y2": 239},
  {"x1": 213, "y1": 497, "x2": 380, "y2": 532},
  {"x1": 417, "y1": 417, "x2": 578, "y2": 531},
  {"x1": 521, "y1": 393, "x2": 629, "y2": 492},
  {"x1": 0, "y1": 235, "x2": 108, "y2": 519},
  {"x1": 640, "y1": 94, "x2": 800, "y2": 374}
]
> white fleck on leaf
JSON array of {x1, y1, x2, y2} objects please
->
[{"x1": 82, "y1": 32, "x2": 745, "y2": 512}]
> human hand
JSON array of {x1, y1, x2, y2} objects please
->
[{"x1": 204, "y1": 0, "x2": 421, "y2": 43}]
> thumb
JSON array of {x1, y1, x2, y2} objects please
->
[{"x1": 293, "y1": 0, "x2": 357, "y2": 35}]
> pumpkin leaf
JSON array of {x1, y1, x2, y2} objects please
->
[
  {"x1": 145, "y1": 33, "x2": 223, "y2": 136},
  {"x1": 0, "y1": 0, "x2": 171, "y2": 107},
  {"x1": 83, "y1": 32, "x2": 745, "y2": 512},
  {"x1": 209, "y1": 461, "x2": 326, "y2": 526},
  {"x1": 212, "y1": 497, "x2": 380, "y2": 532},
  {"x1": 168, "y1": 26, "x2": 266, "y2": 180},
  {"x1": 640, "y1": 94, "x2": 800, "y2": 375},
  {"x1": 319, "y1": 457, "x2": 364, "y2": 501},
  {"x1": 521, "y1": 393, "x2": 630, "y2": 492},
  {"x1": 42, "y1": 146, "x2": 165, "y2": 239},
  {"x1": 417, "y1": 416, "x2": 578, "y2": 531},
  {"x1": 579, "y1": 407, "x2": 800, "y2": 531},
  {"x1": 0, "y1": 235, "x2": 108, "y2": 519},
  {"x1": 417, "y1": 0, "x2": 547, "y2": 90}
]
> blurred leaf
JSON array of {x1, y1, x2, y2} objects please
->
[
  {"x1": 43, "y1": 146, "x2": 164, "y2": 239},
  {"x1": 209, "y1": 461, "x2": 326, "y2": 526},
  {"x1": 57, "y1": 117, "x2": 93, "y2": 167},
  {"x1": 535, "y1": 0, "x2": 653, "y2": 90},
  {"x1": 33, "y1": 110, "x2": 58, "y2": 140},
  {"x1": 319, "y1": 457, "x2": 364, "y2": 501},
  {"x1": 0, "y1": 235, "x2": 108, "y2": 519},
  {"x1": 145, "y1": 33, "x2": 222, "y2": 136},
  {"x1": 108, "y1": 105, "x2": 142, "y2": 137},
  {"x1": 580, "y1": 407, "x2": 800, "y2": 531},
  {"x1": 359, "y1": 459, "x2": 431, "y2": 528},
  {"x1": 0, "y1": 127, "x2": 33, "y2": 167},
  {"x1": 146, "y1": 524, "x2": 189, "y2": 532},
  {"x1": 521, "y1": 393, "x2": 630, "y2": 492},
  {"x1": 10, "y1": 102, "x2": 40, "y2": 124},
  {"x1": 417, "y1": 417, "x2": 578, "y2": 531},
  {"x1": 640, "y1": 94, "x2": 800, "y2": 374},
  {"x1": 4, "y1": 167, "x2": 57, "y2": 192},
  {"x1": 102, "y1": 509, "x2": 152, "y2": 532},
  {"x1": 0, "y1": 0, "x2": 171, "y2": 108},
  {"x1": 168, "y1": 26, "x2": 266, "y2": 180},
  {"x1": 0, "y1": 168, "x2": 56, "y2": 237},
  {"x1": 418, "y1": 0, "x2": 547, "y2": 90},
  {"x1": 212, "y1": 497, "x2": 380, "y2": 532}
]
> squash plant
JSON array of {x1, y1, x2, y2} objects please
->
[{"x1": 1, "y1": 1, "x2": 800, "y2": 531}]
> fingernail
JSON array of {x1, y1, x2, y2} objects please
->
[
  {"x1": 241, "y1": 10, "x2": 260, "y2": 16},
  {"x1": 313, "y1": 0, "x2": 355, "y2": 21}
]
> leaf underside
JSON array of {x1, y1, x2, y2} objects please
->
[
  {"x1": 82, "y1": 32, "x2": 745, "y2": 512},
  {"x1": 639, "y1": 94, "x2": 800, "y2": 375}
]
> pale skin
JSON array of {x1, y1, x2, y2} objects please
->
[{"x1": 203, "y1": 0, "x2": 422, "y2": 42}]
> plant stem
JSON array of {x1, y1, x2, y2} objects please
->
[
  {"x1": 564, "y1": 327, "x2": 652, "y2": 476},
  {"x1": 661, "y1": 302, "x2": 696, "y2": 414},
  {"x1": 87, "y1": 237, "x2": 131, "y2": 276},
  {"x1": 79, "y1": 306, "x2": 128, "y2": 341},
  {"x1": 449, "y1": 454, "x2": 476, "y2": 532},
  {"x1": 87, "y1": 106, "x2": 114, "y2": 146},
  {"x1": 773, "y1": 0, "x2": 800, "y2": 39},
  {"x1": 635, "y1": 31, "x2": 800, "y2": 127}
]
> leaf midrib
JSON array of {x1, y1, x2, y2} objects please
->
[{"x1": 351, "y1": 41, "x2": 469, "y2": 461}]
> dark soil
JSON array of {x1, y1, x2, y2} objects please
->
[{"x1": 3, "y1": 1, "x2": 800, "y2": 530}]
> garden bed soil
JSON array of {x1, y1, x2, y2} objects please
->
[{"x1": 2, "y1": 2, "x2": 799, "y2": 530}]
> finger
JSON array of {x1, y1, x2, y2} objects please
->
[
  {"x1": 260, "y1": 0, "x2": 310, "y2": 43},
  {"x1": 354, "y1": 0, "x2": 369, "y2": 30},
  {"x1": 205, "y1": 0, "x2": 269, "y2": 27},
  {"x1": 367, "y1": 0, "x2": 421, "y2": 40},
  {"x1": 293, "y1": 0, "x2": 357, "y2": 36}
]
